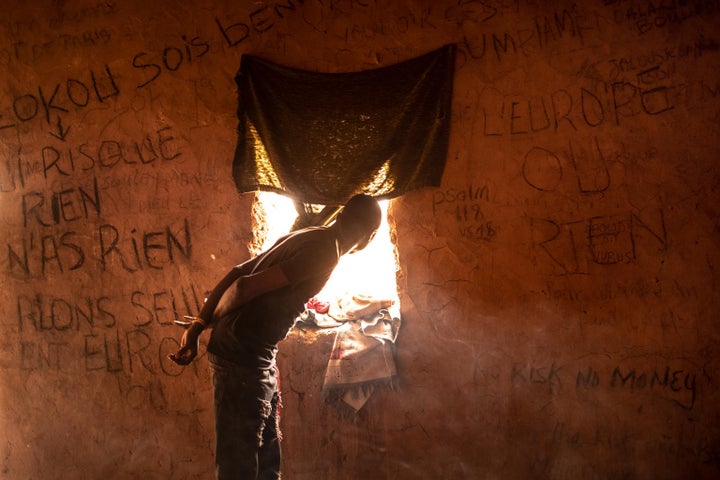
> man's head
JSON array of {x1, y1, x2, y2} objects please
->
[{"x1": 335, "y1": 194, "x2": 382, "y2": 254}]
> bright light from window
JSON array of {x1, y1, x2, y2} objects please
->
[
  {"x1": 254, "y1": 191, "x2": 399, "y2": 305},
  {"x1": 250, "y1": 192, "x2": 298, "y2": 257}
]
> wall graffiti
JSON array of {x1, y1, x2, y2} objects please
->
[
  {"x1": 605, "y1": 0, "x2": 720, "y2": 35},
  {"x1": 5, "y1": 216, "x2": 193, "y2": 275},
  {"x1": 432, "y1": 183, "x2": 497, "y2": 242},
  {"x1": 530, "y1": 209, "x2": 667, "y2": 274},
  {"x1": 215, "y1": 0, "x2": 307, "y2": 48},
  {"x1": 479, "y1": 82, "x2": 676, "y2": 137},
  {"x1": 0, "y1": 65, "x2": 119, "y2": 131},
  {"x1": 511, "y1": 358, "x2": 699, "y2": 409},
  {"x1": 2, "y1": 122, "x2": 190, "y2": 279},
  {"x1": 132, "y1": 36, "x2": 211, "y2": 89},
  {"x1": 14, "y1": 280, "x2": 206, "y2": 376}
]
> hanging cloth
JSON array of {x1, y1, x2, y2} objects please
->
[{"x1": 231, "y1": 44, "x2": 456, "y2": 205}]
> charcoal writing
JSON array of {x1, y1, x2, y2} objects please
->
[
  {"x1": 511, "y1": 362, "x2": 563, "y2": 395},
  {"x1": 551, "y1": 422, "x2": 634, "y2": 453},
  {"x1": 510, "y1": 358, "x2": 698, "y2": 410},
  {"x1": 98, "y1": 218, "x2": 192, "y2": 272},
  {"x1": 0, "y1": 126, "x2": 183, "y2": 191},
  {"x1": 22, "y1": 176, "x2": 100, "y2": 227},
  {"x1": 609, "y1": 365, "x2": 697, "y2": 409},
  {"x1": 0, "y1": 65, "x2": 119, "y2": 130},
  {"x1": 481, "y1": 82, "x2": 675, "y2": 136},
  {"x1": 541, "y1": 278, "x2": 695, "y2": 305},
  {"x1": 17, "y1": 293, "x2": 117, "y2": 332},
  {"x1": 132, "y1": 35, "x2": 211, "y2": 88},
  {"x1": 608, "y1": 0, "x2": 720, "y2": 35},
  {"x1": 130, "y1": 285, "x2": 204, "y2": 327},
  {"x1": 576, "y1": 364, "x2": 698, "y2": 410},
  {"x1": 10, "y1": 28, "x2": 113, "y2": 65},
  {"x1": 522, "y1": 138, "x2": 609, "y2": 194},
  {"x1": 432, "y1": 183, "x2": 491, "y2": 215},
  {"x1": 47, "y1": 1, "x2": 119, "y2": 29},
  {"x1": 215, "y1": 0, "x2": 306, "y2": 47},
  {"x1": 83, "y1": 328, "x2": 186, "y2": 375},
  {"x1": 531, "y1": 209, "x2": 666, "y2": 275},
  {"x1": 341, "y1": 5, "x2": 438, "y2": 42},
  {"x1": 19, "y1": 340, "x2": 68, "y2": 371},
  {"x1": 460, "y1": 5, "x2": 600, "y2": 63},
  {"x1": 15, "y1": 282, "x2": 205, "y2": 377},
  {"x1": 432, "y1": 183, "x2": 497, "y2": 242},
  {"x1": 5, "y1": 218, "x2": 193, "y2": 277}
]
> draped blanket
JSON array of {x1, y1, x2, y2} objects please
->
[
  {"x1": 232, "y1": 45, "x2": 456, "y2": 205},
  {"x1": 296, "y1": 295, "x2": 401, "y2": 413},
  {"x1": 321, "y1": 308, "x2": 400, "y2": 412}
]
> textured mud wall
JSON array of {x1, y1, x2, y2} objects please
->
[{"x1": 1, "y1": 1, "x2": 719, "y2": 479}]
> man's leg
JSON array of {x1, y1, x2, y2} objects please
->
[
  {"x1": 211, "y1": 358, "x2": 275, "y2": 480},
  {"x1": 257, "y1": 390, "x2": 281, "y2": 480}
]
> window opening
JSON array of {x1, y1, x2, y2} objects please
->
[{"x1": 252, "y1": 191, "x2": 400, "y2": 306}]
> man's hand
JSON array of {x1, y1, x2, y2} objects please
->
[{"x1": 168, "y1": 320, "x2": 205, "y2": 365}]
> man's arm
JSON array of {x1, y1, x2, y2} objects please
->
[
  {"x1": 168, "y1": 260, "x2": 290, "y2": 365},
  {"x1": 191, "y1": 255, "x2": 263, "y2": 326},
  {"x1": 211, "y1": 264, "x2": 290, "y2": 321}
]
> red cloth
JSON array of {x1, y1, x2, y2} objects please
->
[{"x1": 306, "y1": 297, "x2": 330, "y2": 314}]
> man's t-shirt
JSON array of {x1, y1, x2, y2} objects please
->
[{"x1": 207, "y1": 227, "x2": 339, "y2": 369}]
